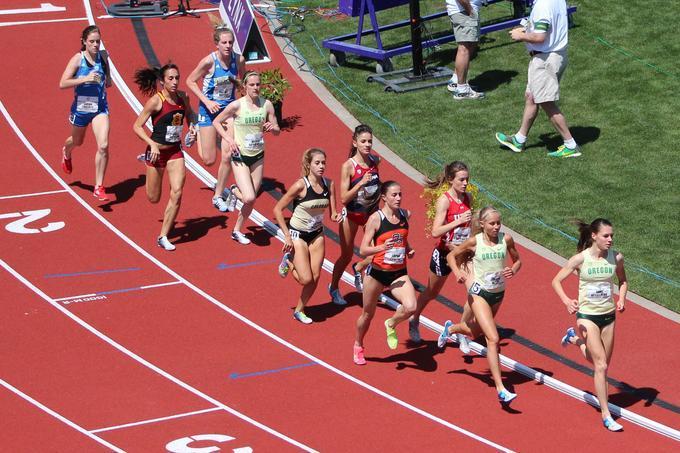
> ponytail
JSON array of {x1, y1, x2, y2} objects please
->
[
  {"x1": 209, "y1": 13, "x2": 234, "y2": 44},
  {"x1": 425, "y1": 160, "x2": 469, "y2": 189},
  {"x1": 134, "y1": 63, "x2": 179, "y2": 97},
  {"x1": 349, "y1": 124, "x2": 373, "y2": 158},
  {"x1": 574, "y1": 218, "x2": 612, "y2": 252}
]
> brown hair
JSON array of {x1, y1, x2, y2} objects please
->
[
  {"x1": 301, "y1": 148, "x2": 326, "y2": 176},
  {"x1": 80, "y1": 25, "x2": 100, "y2": 51},
  {"x1": 208, "y1": 13, "x2": 234, "y2": 44},
  {"x1": 425, "y1": 160, "x2": 469, "y2": 189},
  {"x1": 574, "y1": 218, "x2": 613, "y2": 252},
  {"x1": 133, "y1": 63, "x2": 179, "y2": 97},
  {"x1": 349, "y1": 124, "x2": 373, "y2": 158}
]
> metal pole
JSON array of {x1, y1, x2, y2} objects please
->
[{"x1": 408, "y1": 0, "x2": 425, "y2": 77}]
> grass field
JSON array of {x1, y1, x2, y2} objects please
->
[{"x1": 262, "y1": 0, "x2": 680, "y2": 311}]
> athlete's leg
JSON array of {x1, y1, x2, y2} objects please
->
[
  {"x1": 62, "y1": 124, "x2": 87, "y2": 160},
  {"x1": 576, "y1": 319, "x2": 612, "y2": 420},
  {"x1": 469, "y1": 296, "x2": 505, "y2": 392},
  {"x1": 231, "y1": 161, "x2": 257, "y2": 234},
  {"x1": 355, "y1": 274, "x2": 384, "y2": 347},
  {"x1": 518, "y1": 91, "x2": 539, "y2": 138},
  {"x1": 387, "y1": 274, "x2": 418, "y2": 328},
  {"x1": 331, "y1": 217, "x2": 359, "y2": 290},
  {"x1": 296, "y1": 235, "x2": 325, "y2": 312},
  {"x1": 159, "y1": 158, "x2": 185, "y2": 238},
  {"x1": 91, "y1": 113, "x2": 110, "y2": 186},
  {"x1": 214, "y1": 139, "x2": 233, "y2": 198},
  {"x1": 413, "y1": 271, "x2": 448, "y2": 323},
  {"x1": 145, "y1": 165, "x2": 165, "y2": 204},
  {"x1": 197, "y1": 125, "x2": 218, "y2": 166}
]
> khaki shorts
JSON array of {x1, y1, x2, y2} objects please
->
[
  {"x1": 449, "y1": 12, "x2": 480, "y2": 43},
  {"x1": 526, "y1": 50, "x2": 568, "y2": 103}
]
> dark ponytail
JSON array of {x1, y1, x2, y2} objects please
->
[
  {"x1": 80, "y1": 25, "x2": 100, "y2": 51},
  {"x1": 349, "y1": 124, "x2": 373, "y2": 158},
  {"x1": 425, "y1": 160, "x2": 469, "y2": 189},
  {"x1": 380, "y1": 180, "x2": 399, "y2": 196},
  {"x1": 574, "y1": 218, "x2": 613, "y2": 252},
  {"x1": 133, "y1": 63, "x2": 179, "y2": 97}
]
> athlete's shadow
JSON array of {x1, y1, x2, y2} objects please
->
[
  {"x1": 366, "y1": 340, "x2": 441, "y2": 372},
  {"x1": 245, "y1": 225, "x2": 273, "y2": 246},
  {"x1": 607, "y1": 385, "x2": 660, "y2": 410},
  {"x1": 304, "y1": 292, "x2": 362, "y2": 321},
  {"x1": 280, "y1": 115, "x2": 301, "y2": 132},
  {"x1": 170, "y1": 215, "x2": 228, "y2": 244},
  {"x1": 71, "y1": 176, "x2": 145, "y2": 211},
  {"x1": 260, "y1": 177, "x2": 287, "y2": 196}
]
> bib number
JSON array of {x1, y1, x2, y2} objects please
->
[
  {"x1": 482, "y1": 271, "x2": 504, "y2": 290},
  {"x1": 289, "y1": 229, "x2": 300, "y2": 240},
  {"x1": 212, "y1": 76, "x2": 232, "y2": 101},
  {"x1": 243, "y1": 133, "x2": 264, "y2": 152},
  {"x1": 384, "y1": 246, "x2": 405, "y2": 265},
  {"x1": 451, "y1": 226, "x2": 471, "y2": 245},
  {"x1": 165, "y1": 125, "x2": 182, "y2": 143},
  {"x1": 307, "y1": 214, "x2": 323, "y2": 231},
  {"x1": 586, "y1": 282, "x2": 612, "y2": 301},
  {"x1": 76, "y1": 95, "x2": 98, "y2": 113},
  {"x1": 469, "y1": 282, "x2": 482, "y2": 295}
]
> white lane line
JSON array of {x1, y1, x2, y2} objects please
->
[
  {"x1": 53, "y1": 281, "x2": 183, "y2": 302},
  {"x1": 2, "y1": 91, "x2": 512, "y2": 452},
  {"x1": 0, "y1": 3, "x2": 65, "y2": 15},
  {"x1": 0, "y1": 17, "x2": 86, "y2": 27},
  {"x1": 0, "y1": 377, "x2": 125, "y2": 452},
  {"x1": 0, "y1": 189, "x2": 67, "y2": 200},
  {"x1": 0, "y1": 258, "x2": 317, "y2": 452},
  {"x1": 90, "y1": 407, "x2": 221, "y2": 433}
]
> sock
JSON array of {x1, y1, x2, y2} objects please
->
[
  {"x1": 564, "y1": 138, "x2": 577, "y2": 149},
  {"x1": 514, "y1": 132, "x2": 527, "y2": 143}
]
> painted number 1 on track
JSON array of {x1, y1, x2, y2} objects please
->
[{"x1": 0, "y1": 209, "x2": 65, "y2": 234}]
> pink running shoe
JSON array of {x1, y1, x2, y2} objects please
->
[
  {"x1": 93, "y1": 185, "x2": 109, "y2": 201},
  {"x1": 353, "y1": 345, "x2": 366, "y2": 365},
  {"x1": 61, "y1": 150, "x2": 72, "y2": 174}
]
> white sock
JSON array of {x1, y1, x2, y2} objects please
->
[
  {"x1": 514, "y1": 132, "x2": 527, "y2": 143},
  {"x1": 564, "y1": 138, "x2": 577, "y2": 149}
]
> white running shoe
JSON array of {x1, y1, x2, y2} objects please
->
[
  {"x1": 438, "y1": 320, "x2": 453, "y2": 348},
  {"x1": 231, "y1": 231, "x2": 251, "y2": 245},
  {"x1": 212, "y1": 196, "x2": 229, "y2": 213},
  {"x1": 278, "y1": 252, "x2": 292, "y2": 278},
  {"x1": 157, "y1": 236, "x2": 176, "y2": 251},
  {"x1": 226, "y1": 184, "x2": 238, "y2": 212},
  {"x1": 454, "y1": 87, "x2": 485, "y2": 100},
  {"x1": 498, "y1": 389, "x2": 517, "y2": 404},
  {"x1": 603, "y1": 416, "x2": 623, "y2": 432},
  {"x1": 446, "y1": 73, "x2": 459, "y2": 92},
  {"x1": 456, "y1": 333, "x2": 471, "y2": 354}
]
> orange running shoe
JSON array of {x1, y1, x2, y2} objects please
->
[{"x1": 93, "y1": 185, "x2": 109, "y2": 201}]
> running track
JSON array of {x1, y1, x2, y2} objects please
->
[{"x1": 0, "y1": 1, "x2": 678, "y2": 451}]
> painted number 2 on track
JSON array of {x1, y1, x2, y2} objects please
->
[{"x1": 0, "y1": 209, "x2": 65, "y2": 234}]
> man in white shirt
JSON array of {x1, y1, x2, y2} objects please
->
[
  {"x1": 446, "y1": 0, "x2": 485, "y2": 99},
  {"x1": 495, "y1": 0, "x2": 580, "y2": 158}
]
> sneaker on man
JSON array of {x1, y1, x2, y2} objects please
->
[
  {"x1": 561, "y1": 326, "x2": 576, "y2": 347},
  {"x1": 456, "y1": 333, "x2": 471, "y2": 354},
  {"x1": 453, "y1": 87, "x2": 485, "y2": 100},
  {"x1": 157, "y1": 235, "x2": 176, "y2": 251},
  {"x1": 278, "y1": 252, "x2": 292, "y2": 278},
  {"x1": 438, "y1": 320, "x2": 453, "y2": 348},
  {"x1": 446, "y1": 73, "x2": 459, "y2": 92},
  {"x1": 351, "y1": 263, "x2": 363, "y2": 293},
  {"x1": 226, "y1": 184, "x2": 238, "y2": 212},
  {"x1": 212, "y1": 196, "x2": 229, "y2": 213},
  {"x1": 93, "y1": 185, "x2": 109, "y2": 201},
  {"x1": 231, "y1": 231, "x2": 251, "y2": 245},
  {"x1": 61, "y1": 150, "x2": 72, "y2": 174},
  {"x1": 328, "y1": 285, "x2": 347, "y2": 306},
  {"x1": 495, "y1": 132, "x2": 525, "y2": 153},
  {"x1": 353, "y1": 344, "x2": 366, "y2": 365},
  {"x1": 498, "y1": 389, "x2": 517, "y2": 404},
  {"x1": 293, "y1": 311, "x2": 313, "y2": 325},
  {"x1": 408, "y1": 318, "x2": 421, "y2": 344},
  {"x1": 548, "y1": 144, "x2": 582, "y2": 158},
  {"x1": 603, "y1": 416, "x2": 624, "y2": 432}
]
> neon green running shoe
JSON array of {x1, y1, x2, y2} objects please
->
[
  {"x1": 495, "y1": 132, "x2": 524, "y2": 153},
  {"x1": 385, "y1": 319, "x2": 398, "y2": 350},
  {"x1": 548, "y1": 144, "x2": 582, "y2": 158}
]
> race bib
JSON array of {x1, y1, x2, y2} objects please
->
[
  {"x1": 585, "y1": 282, "x2": 612, "y2": 301},
  {"x1": 165, "y1": 125, "x2": 181, "y2": 143},
  {"x1": 307, "y1": 214, "x2": 323, "y2": 231},
  {"x1": 243, "y1": 132, "x2": 264, "y2": 152},
  {"x1": 289, "y1": 229, "x2": 300, "y2": 240},
  {"x1": 212, "y1": 76, "x2": 232, "y2": 101},
  {"x1": 451, "y1": 226, "x2": 471, "y2": 245},
  {"x1": 364, "y1": 184, "x2": 378, "y2": 196},
  {"x1": 469, "y1": 282, "x2": 482, "y2": 295},
  {"x1": 482, "y1": 271, "x2": 504, "y2": 290},
  {"x1": 76, "y1": 95, "x2": 98, "y2": 113},
  {"x1": 384, "y1": 247, "x2": 406, "y2": 265}
]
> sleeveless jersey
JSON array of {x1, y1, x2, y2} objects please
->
[
  {"x1": 472, "y1": 232, "x2": 507, "y2": 293},
  {"x1": 150, "y1": 92, "x2": 186, "y2": 145},
  {"x1": 578, "y1": 249, "x2": 617, "y2": 315},
  {"x1": 72, "y1": 51, "x2": 107, "y2": 113},
  {"x1": 201, "y1": 51, "x2": 239, "y2": 106},
  {"x1": 289, "y1": 177, "x2": 330, "y2": 232},
  {"x1": 371, "y1": 209, "x2": 409, "y2": 271},
  {"x1": 346, "y1": 155, "x2": 380, "y2": 213},
  {"x1": 436, "y1": 191, "x2": 472, "y2": 250},
  {"x1": 234, "y1": 99, "x2": 266, "y2": 157}
]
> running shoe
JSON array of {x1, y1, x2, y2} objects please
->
[
  {"x1": 603, "y1": 416, "x2": 623, "y2": 432},
  {"x1": 226, "y1": 184, "x2": 238, "y2": 212},
  {"x1": 385, "y1": 319, "x2": 398, "y2": 350},
  {"x1": 453, "y1": 88, "x2": 485, "y2": 100},
  {"x1": 351, "y1": 262, "x2": 363, "y2": 293},
  {"x1": 231, "y1": 231, "x2": 251, "y2": 245},
  {"x1": 438, "y1": 320, "x2": 453, "y2": 348},
  {"x1": 184, "y1": 131, "x2": 196, "y2": 148},
  {"x1": 547, "y1": 144, "x2": 582, "y2": 158},
  {"x1": 278, "y1": 252, "x2": 292, "y2": 278},
  {"x1": 456, "y1": 333, "x2": 471, "y2": 354},
  {"x1": 495, "y1": 132, "x2": 525, "y2": 153},
  {"x1": 446, "y1": 73, "x2": 458, "y2": 92},
  {"x1": 328, "y1": 285, "x2": 347, "y2": 306},
  {"x1": 498, "y1": 389, "x2": 517, "y2": 404},
  {"x1": 408, "y1": 318, "x2": 421, "y2": 344},
  {"x1": 212, "y1": 196, "x2": 229, "y2": 213},
  {"x1": 157, "y1": 236, "x2": 176, "y2": 251},
  {"x1": 561, "y1": 327, "x2": 576, "y2": 348},
  {"x1": 353, "y1": 344, "x2": 366, "y2": 365},
  {"x1": 93, "y1": 185, "x2": 109, "y2": 201},
  {"x1": 61, "y1": 150, "x2": 72, "y2": 174},
  {"x1": 293, "y1": 311, "x2": 313, "y2": 324}
]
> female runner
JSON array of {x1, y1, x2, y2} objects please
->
[
  {"x1": 409, "y1": 161, "x2": 474, "y2": 344},
  {"x1": 59, "y1": 25, "x2": 112, "y2": 200},
  {"x1": 353, "y1": 181, "x2": 417, "y2": 365},
  {"x1": 552, "y1": 218, "x2": 627, "y2": 431},
  {"x1": 133, "y1": 64, "x2": 196, "y2": 251},
  {"x1": 213, "y1": 71, "x2": 279, "y2": 245},
  {"x1": 437, "y1": 206, "x2": 522, "y2": 403},
  {"x1": 329, "y1": 124, "x2": 380, "y2": 306},
  {"x1": 273, "y1": 148, "x2": 341, "y2": 324},
  {"x1": 186, "y1": 16, "x2": 245, "y2": 211}
]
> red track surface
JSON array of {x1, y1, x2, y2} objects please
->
[{"x1": 1, "y1": 1, "x2": 678, "y2": 451}]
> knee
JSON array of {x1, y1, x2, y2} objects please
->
[
  {"x1": 202, "y1": 156, "x2": 216, "y2": 166},
  {"x1": 594, "y1": 360, "x2": 608, "y2": 374},
  {"x1": 169, "y1": 188, "x2": 183, "y2": 204},
  {"x1": 298, "y1": 274, "x2": 313, "y2": 286},
  {"x1": 485, "y1": 333, "x2": 500, "y2": 346},
  {"x1": 72, "y1": 136, "x2": 84, "y2": 146},
  {"x1": 524, "y1": 91, "x2": 535, "y2": 104},
  {"x1": 97, "y1": 142, "x2": 109, "y2": 155},
  {"x1": 147, "y1": 193, "x2": 161, "y2": 204},
  {"x1": 241, "y1": 193, "x2": 256, "y2": 205}
]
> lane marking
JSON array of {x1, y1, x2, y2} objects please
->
[
  {"x1": 45, "y1": 267, "x2": 141, "y2": 278},
  {"x1": 217, "y1": 258, "x2": 278, "y2": 270},
  {"x1": 0, "y1": 377, "x2": 124, "y2": 452},
  {"x1": 0, "y1": 3, "x2": 65, "y2": 15},
  {"x1": 54, "y1": 280, "x2": 182, "y2": 301},
  {"x1": 0, "y1": 258, "x2": 317, "y2": 452},
  {"x1": 2, "y1": 91, "x2": 512, "y2": 451},
  {"x1": 0, "y1": 17, "x2": 86, "y2": 27},
  {"x1": 90, "y1": 407, "x2": 221, "y2": 433},
  {"x1": 229, "y1": 362, "x2": 317, "y2": 380},
  {"x1": 0, "y1": 189, "x2": 67, "y2": 200}
]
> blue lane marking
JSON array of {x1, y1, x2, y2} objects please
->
[
  {"x1": 217, "y1": 258, "x2": 278, "y2": 270},
  {"x1": 229, "y1": 362, "x2": 317, "y2": 380},
  {"x1": 45, "y1": 267, "x2": 141, "y2": 279},
  {"x1": 95, "y1": 286, "x2": 145, "y2": 296}
]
